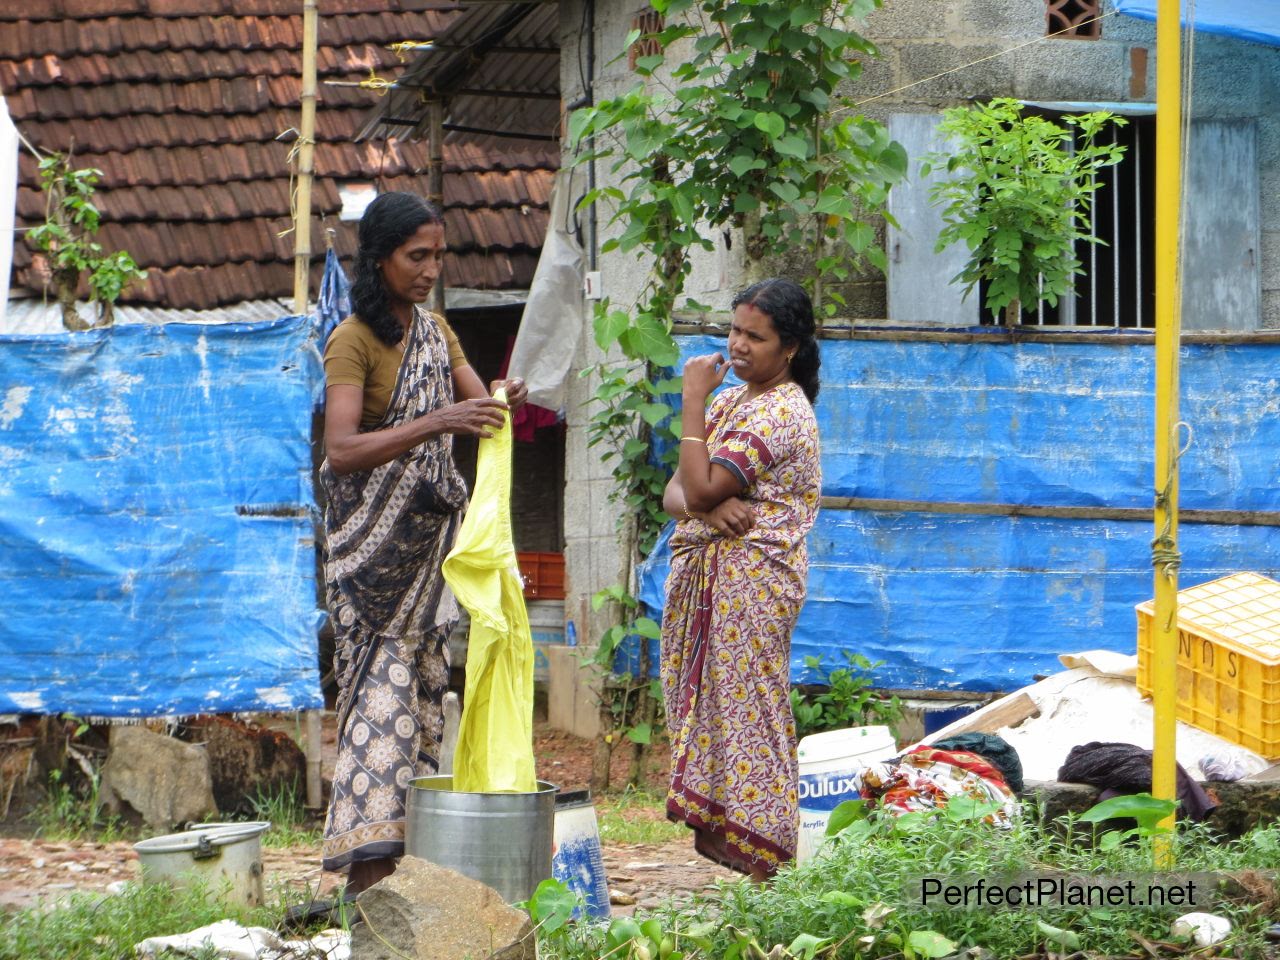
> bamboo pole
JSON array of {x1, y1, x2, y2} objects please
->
[
  {"x1": 294, "y1": 0, "x2": 324, "y2": 811},
  {"x1": 292, "y1": 0, "x2": 318, "y2": 314},
  {"x1": 1151, "y1": 0, "x2": 1182, "y2": 862},
  {"x1": 427, "y1": 99, "x2": 446, "y2": 317}
]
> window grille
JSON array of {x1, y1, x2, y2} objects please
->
[
  {"x1": 985, "y1": 113, "x2": 1155, "y2": 328},
  {"x1": 1046, "y1": 0, "x2": 1102, "y2": 39},
  {"x1": 629, "y1": 9, "x2": 665, "y2": 71}
]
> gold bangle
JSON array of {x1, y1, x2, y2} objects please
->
[{"x1": 680, "y1": 436, "x2": 706, "y2": 443}]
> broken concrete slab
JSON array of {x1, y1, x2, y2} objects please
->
[
  {"x1": 100, "y1": 726, "x2": 217, "y2": 831},
  {"x1": 350, "y1": 856, "x2": 534, "y2": 960}
]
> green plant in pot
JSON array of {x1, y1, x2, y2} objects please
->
[{"x1": 924, "y1": 98, "x2": 1127, "y2": 325}]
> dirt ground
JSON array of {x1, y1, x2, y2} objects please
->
[{"x1": 0, "y1": 720, "x2": 734, "y2": 918}]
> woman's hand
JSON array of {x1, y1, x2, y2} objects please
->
[
  {"x1": 701, "y1": 496, "x2": 755, "y2": 538},
  {"x1": 491, "y1": 377, "x2": 528, "y2": 412},
  {"x1": 683, "y1": 353, "x2": 729, "y2": 401},
  {"x1": 429, "y1": 397, "x2": 508, "y2": 438}
]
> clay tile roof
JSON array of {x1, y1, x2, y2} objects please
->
[{"x1": 3, "y1": 2, "x2": 559, "y2": 310}]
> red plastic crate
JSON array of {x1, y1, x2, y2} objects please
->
[{"x1": 517, "y1": 551, "x2": 565, "y2": 600}]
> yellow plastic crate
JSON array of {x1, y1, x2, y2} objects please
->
[{"x1": 1137, "y1": 572, "x2": 1280, "y2": 758}]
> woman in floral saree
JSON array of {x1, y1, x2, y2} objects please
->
[{"x1": 661, "y1": 278, "x2": 822, "y2": 881}]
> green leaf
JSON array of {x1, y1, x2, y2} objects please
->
[
  {"x1": 1079, "y1": 792, "x2": 1177, "y2": 832},
  {"x1": 728, "y1": 153, "x2": 764, "y2": 177},
  {"x1": 632, "y1": 616, "x2": 662, "y2": 639},
  {"x1": 637, "y1": 402, "x2": 672, "y2": 426},
  {"x1": 523, "y1": 878, "x2": 578, "y2": 933},
  {"x1": 626, "y1": 723, "x2": 652, "y2": 744},
  {"x1": 593, "y1": 309, "x2": 631, "y2": 351},
  {"x1": 906, "y1": 930, "x2": 957, "y2": 959},
  {"x1": 635, "y1": 54, "x2": 665, "y2": 74},
  {"x1": 753, "y1": 111, "x2": 786, "y2": 139},
  {"x1": 773, "y1": 135, "x2": 809, "y2": 160},
  {"x1": 1036, "y1": 921, "x2": 1080, "y2": 950},
  {"x1": 787, "y1": 934, "x2": 830, "y2": 960},
  {"x1": 619, "y1": 319, "x2": 679, "y2": 366},
  {"x1": 825, "y1": 798, "x2": 868, "y2": 836},
  {"x1": 820, "y1": 890, "x2": 862, "y2": 907}
]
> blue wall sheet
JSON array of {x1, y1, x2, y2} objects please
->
[
  {"x1": 676, "y1": 335, "x2": 1280, "y2": 511},
  {"x1": 638, "y1": 511, "x2": 1280, "y2": 691},
  {"x1": 0, "y1": 318, "x2": 324, "y2": 716},
  {"x1": 638, "y1": 334, "x2": 1280, "y2": 691}
]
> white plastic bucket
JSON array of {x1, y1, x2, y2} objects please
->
[{"x1": 796, "y1": 726, "x2": 897, "y2": 861}]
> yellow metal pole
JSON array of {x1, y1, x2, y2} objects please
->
[
  {"x1": 1151, "y1": 0, "x2": 1182, "y2": 863},
  {"x1": 292, "y1": 0, "x2": 318, "y2": 314}
]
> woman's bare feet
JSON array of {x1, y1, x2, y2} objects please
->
[{"x1": 346, "y1": 857, "x2": 396, "y2": 895}]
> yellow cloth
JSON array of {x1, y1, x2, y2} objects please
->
[{"x1": 442, "y1": 389, "x2": 537, "y2": 793}]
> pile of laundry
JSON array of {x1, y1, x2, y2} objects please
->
[{"x1": 857, "y1": 737, "x2": 1021, "y2": 827}]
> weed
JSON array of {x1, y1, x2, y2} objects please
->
[
  {"x1": 28, "y1": 768, "x2": 127, "y2": 843},
  {"x1": 245, "y1": 779, "x2": 321, "y2": 848},
  {"x1": 536, "y1": 800, "x2": 1280, "y2": 960},
  {"x1": 596, "y1": 786, "x2": 686, "y2": 846},
  {"x1": 0, "y1": 878, "x2": 276, "y2": 960},
  {"x1": 790, "y1": 652, "x2": 903, "y2": 740}
]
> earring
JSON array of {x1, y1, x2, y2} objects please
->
[{"x1": 787, "y1": 353, "x2": 795, "y2": 363}]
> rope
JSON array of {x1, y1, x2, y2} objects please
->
[
  {"x1": 839, "y1": 10, "x2": 1117, "y2": 112},
  {"x1": 1151, "y1": 422, "x2": 1193, "y2": 592},
  {"x1": 276, "y1": 134, "x2": 316, "y2": 241}
]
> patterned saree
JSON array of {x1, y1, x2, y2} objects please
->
[
  {"x1": 662, "y1": 382, "x2": 821, "y2": 878},
  {"x1": 320, "y1": 307, "x2": 467, "y2": 872}
]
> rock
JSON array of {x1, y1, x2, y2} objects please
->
[
  {"x1": 100, "y1": 726, "x2": 217, "y2": 831},
  {"x1": 177, "y1": 716, "x2": 306, "y2": 815},
  {"x1": 350, "y1": 856, "x2": 534, "y2": 960},
  {"x1": 609, "y1": 889, "x2": 637, "y2": 905}
]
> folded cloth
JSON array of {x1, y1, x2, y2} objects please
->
[
  {"x1": 931, "y1": 732, "x2": 1025, "y2": 793},
  {"x1": 1057, "y1": 741, "x2": 1217, "y2": 821}
]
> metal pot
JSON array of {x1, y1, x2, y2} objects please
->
[
  {"x1": 405, "y1": 775, "x2": 557, "y2": 903},
  {"x1": 133, "y1": 821, "x2": 270, "y2": 908}
]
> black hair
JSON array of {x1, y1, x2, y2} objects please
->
[
  {"x1": 730, "y1": 277, "x2": 820, "y2": 403},
  {"x1": 350, "y1": 192, "x2": 445, "y2": 346}
]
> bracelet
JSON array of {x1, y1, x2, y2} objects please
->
[{"x1": 680, "y1": 436, "x2": 706, "y2": 443}]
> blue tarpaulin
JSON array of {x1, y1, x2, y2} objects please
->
[
  {"x1": 635, "y1": 335, "x2": 1280, "y2": 692},
  {"x1": 0, "y1": 317, "x2": 325, "y2": 716},
  {"x1": 1116, "y1": 0, "x2": 1280, "y2": 47}
]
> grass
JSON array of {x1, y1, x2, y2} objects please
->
[
  {"x1": 27, "y1": 770, "x2": 131, "y2": 843},
  {"x1": 0, "y1": 879, "x2": 289, "y2": 960},
  {"x1": 595, "y1": 786, "x2": 686, "y2": 846},
  {"x1": 537, "y1": 802, "x2": 1280, "y2": 960},
  {"x1": 245, "y1": 780, "x2": 323, "y2": 848}
]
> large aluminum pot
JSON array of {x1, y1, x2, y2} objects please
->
[
  {"x1": 405, "y1": 775, "x2": 557, "y2": 903},
  {"x1": 133, "y1": 821, "x2": 270, "y2": 908}
]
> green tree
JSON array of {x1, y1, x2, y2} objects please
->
[
  {"x1": 924, "y1": 98, "x2": 1126, "y2": 324},
  {"x1": 569, "y1": 0, "x2": 904, "y2": 789},
  {"x1": 26, "y1": 152, "x2": 147, "y2": 331}
]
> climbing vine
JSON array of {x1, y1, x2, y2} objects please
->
[
  {"x1": 569, "y1": 0, "x2": 905, "y2": 788},
  {"x1": 26, "y1": 152, "x2": 147, "y2": 331}
]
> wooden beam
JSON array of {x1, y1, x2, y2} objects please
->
[{"x1": 820, "y1": 496, "x2": 1280, "y2": 528}]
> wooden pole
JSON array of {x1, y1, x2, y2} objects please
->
[
  {"x1": 427, "y1": 99, "x2": 446, "y2": 317},
  {"x1": 295, "y1": 0, "x2": 324, "y2": 811},
  {"x1": 1151, "y1": 0, "x2": 1182, "y2": 864},
  {"x1": 292, "y1": 0, "x2": 318, "y2": 314}
]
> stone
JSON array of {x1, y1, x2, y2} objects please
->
[
  {"x1": 177, "y1": 716, "x2": 306, "y2": 815},
  {"x1": 609, "y1": 889, "x2": 637, "y2": 905},
  {"x1": 99, "y1": 726, "x2": 217, "y2": 831},
  {"x1": 350, "y1": 856, "x2": 535, "y2": 960}
]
